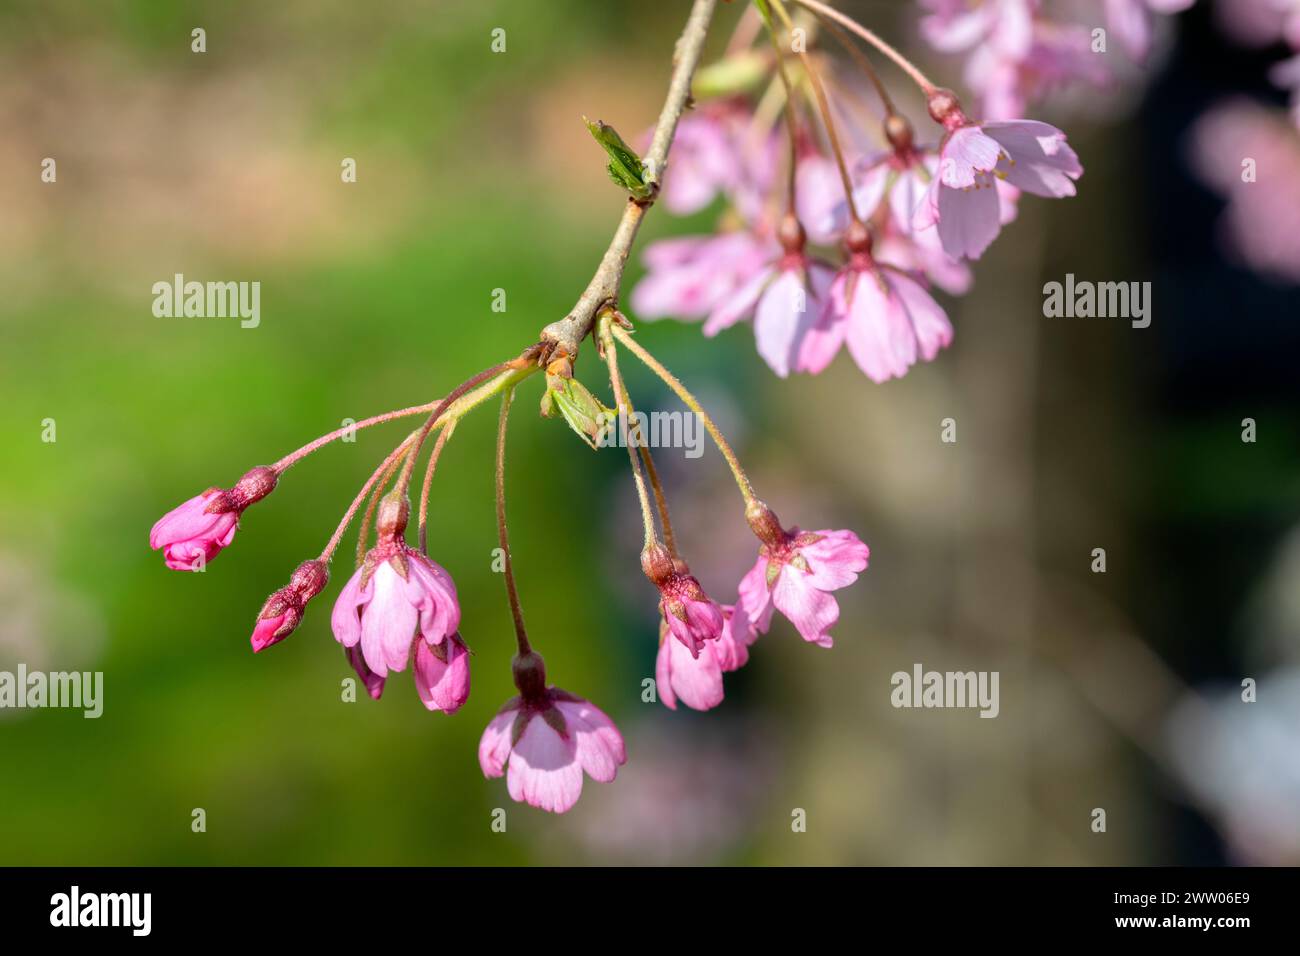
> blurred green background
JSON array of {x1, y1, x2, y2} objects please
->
[{"x1": 1, "y1": 0, "x2": 1297, "y2": 865}]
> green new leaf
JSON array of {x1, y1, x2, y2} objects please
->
[
  {"x1": 543, "y1": 374, "x2": 613, "y2": 450},
  {"x1": 585, "y1": 117, "x2": 653, "y2": 200}
]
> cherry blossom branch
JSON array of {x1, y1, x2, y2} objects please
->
[{"x1": 538, "y1": 0, "x2": 719, "y2": 363}]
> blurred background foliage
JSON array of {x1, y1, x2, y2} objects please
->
[{"x1": 0, "y1": 0, "x2": 1297, "y2": 865}]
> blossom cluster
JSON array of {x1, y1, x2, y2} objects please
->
[{"x1": 634, "y1": 3, "x2": 1085, "y2": 384}]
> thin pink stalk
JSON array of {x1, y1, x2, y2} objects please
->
[
  {"x1": 792, "y1": 0, "x2": 937, "y2": 95},
  {"x1": 271, "y1": 400, "x2": 442, "y2": 474}
]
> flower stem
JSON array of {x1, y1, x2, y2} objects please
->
[
  {"x1": 417, "y1": 419, "x2": 457, "y2": 555},
  {"x1": 393, "y1": 359, "x2": 525, "y2": 497},
  {"x1": 770, "y1": 0, "x2": 860, "y2": 224},
  {"x1": 271, "y1": 400, "x2": 441, "y2": 474},
  {"x1": 356, "y1": 439, "x2": 413, "y2": 567},
  {"x1": 609, "y1": 322, "x2": 758, "y2": 509},
  {"x1": 811, "y1": 7, "x2": 897, "y2": 118},
  {"x1": 791, "y1": 0, "x2": 937, "y2": 95},
  {"x1": 598, "y1": 314, "x2": 661, "y2": 550},
  {"x1": 319, "y1": 430, "x2": 420, "y2": 564},
  {"x1": 494, "y1": 386, "x2": 530, "y2": 657}
]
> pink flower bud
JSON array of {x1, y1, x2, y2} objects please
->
[
  {"x1": 150, "y1": 466, "x2": 278, "y2": 571},
  {"x1": 250, "y1": 559, "x2": 330, "y2": 652}
]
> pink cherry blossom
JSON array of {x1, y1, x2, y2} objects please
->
[
  {"x1": 655, "y1": 605, "x2": 754, "y2": 711},
  {"x1": 918, "y1": 116, "x2": 1082, "y2": 260},
  {"x1": 797, "y1": 253, "x2": 952, "y2": 382},
  {"x1": 150, "y1": 466, "x2": 278, "y2": 571},
  {"x1": 705, "y1": 249, "x2": 836, "y2": 378},
  {"x1": 740, "y1": 518, "x2": 870, "y2": 647},
  {"x1": 479, "y1": 688, "x2": 626, "y2": 814},
  {"x1": 331, "y1": 542, "x2": 461, "y2": 678},
  {"x1": 631, "y1": 230, "x2": 777, "y2": 322},
  {"x1": 414, "y1": 630, "x2": 471, "y2": 714}
]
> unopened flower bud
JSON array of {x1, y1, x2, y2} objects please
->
[
  {"x1": 228, "y1": 466, "x2": 278, "y2": 510},
  {"x1": 250, "y1": 559, "x2": 330, "y2": 652},
  {"x1": 288, "y1": 559, "x2": 329, "y2": 602}
]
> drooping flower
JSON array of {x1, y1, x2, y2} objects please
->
[
  {"x1": 739, "y1": 502, "x2": 870, "y2": 647},
  {"x1": 478, "y1": 652, "x2": 626, "y2": 814},
  {"x1": 330, "y1": 495, "x2": 461, "y2": 678},
  {"x1": 655, "y1": 605, "x2": 754, "y2": 711},
  {"x1": 150, "y1": 465, "x2": 278, "y2": 571},
  {"x1": 704, "y1": 215, "x2": 836, "y2": 378},
  {"x1": 797, "y1": 226, "x2": 953, "y2": 382},
  {"x1": 250, "y1": 559, "x2": 329, "y2": 652},
  {"x1": 641, "y1": 544, "x2": 724, "y2": 657},
  {"x1": 918, "y1": 92, "x2": 1083, "y2": 260}
]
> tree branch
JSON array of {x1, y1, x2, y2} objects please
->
[{"x1": 538, "y1": 0, "x2": 719, "y2": 363}]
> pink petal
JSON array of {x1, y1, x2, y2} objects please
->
[
  {"x1": 940, "y1": 127, "x2": 1003, "y2": 188},
  {"x1": 506, "y1": 717, "x2": 583, "y2": 813},
  {"x1": 555, "y1": 698, "x2": 626, "y2": 783},
  {"x1": 936, "y1": 178, "x2": 1003, "y2": 260},
  {"x1": 771, "y1": 565, "x2": 842, "y2": 645},
  {"x1": 405, "y1": 551, "x2": 461, "y2": 644},
  {"x1": 738, "y1": 555, "x2": 775, "y2": 633},
  {"x1": 841, "y1": 268, "x2": 918, "y2": 383},
  {"x1": 358, "y1": 562, "x2": 418, "y2": 677},
  {"x1": 799, "y1": 529, "x2": 871, "y2": 591},
  {"x1": 478, "y1": 709, "x2": 517, "y2": 778},
  {"x1": 888, "y1": 269, "x2": 953, "y2": 362},
  {"x1": 662, "y1": 629, "x2": 726, "y2": 711},
  {"x1": 330, "y1": 566, "x2": 369, "y2": 649}
]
